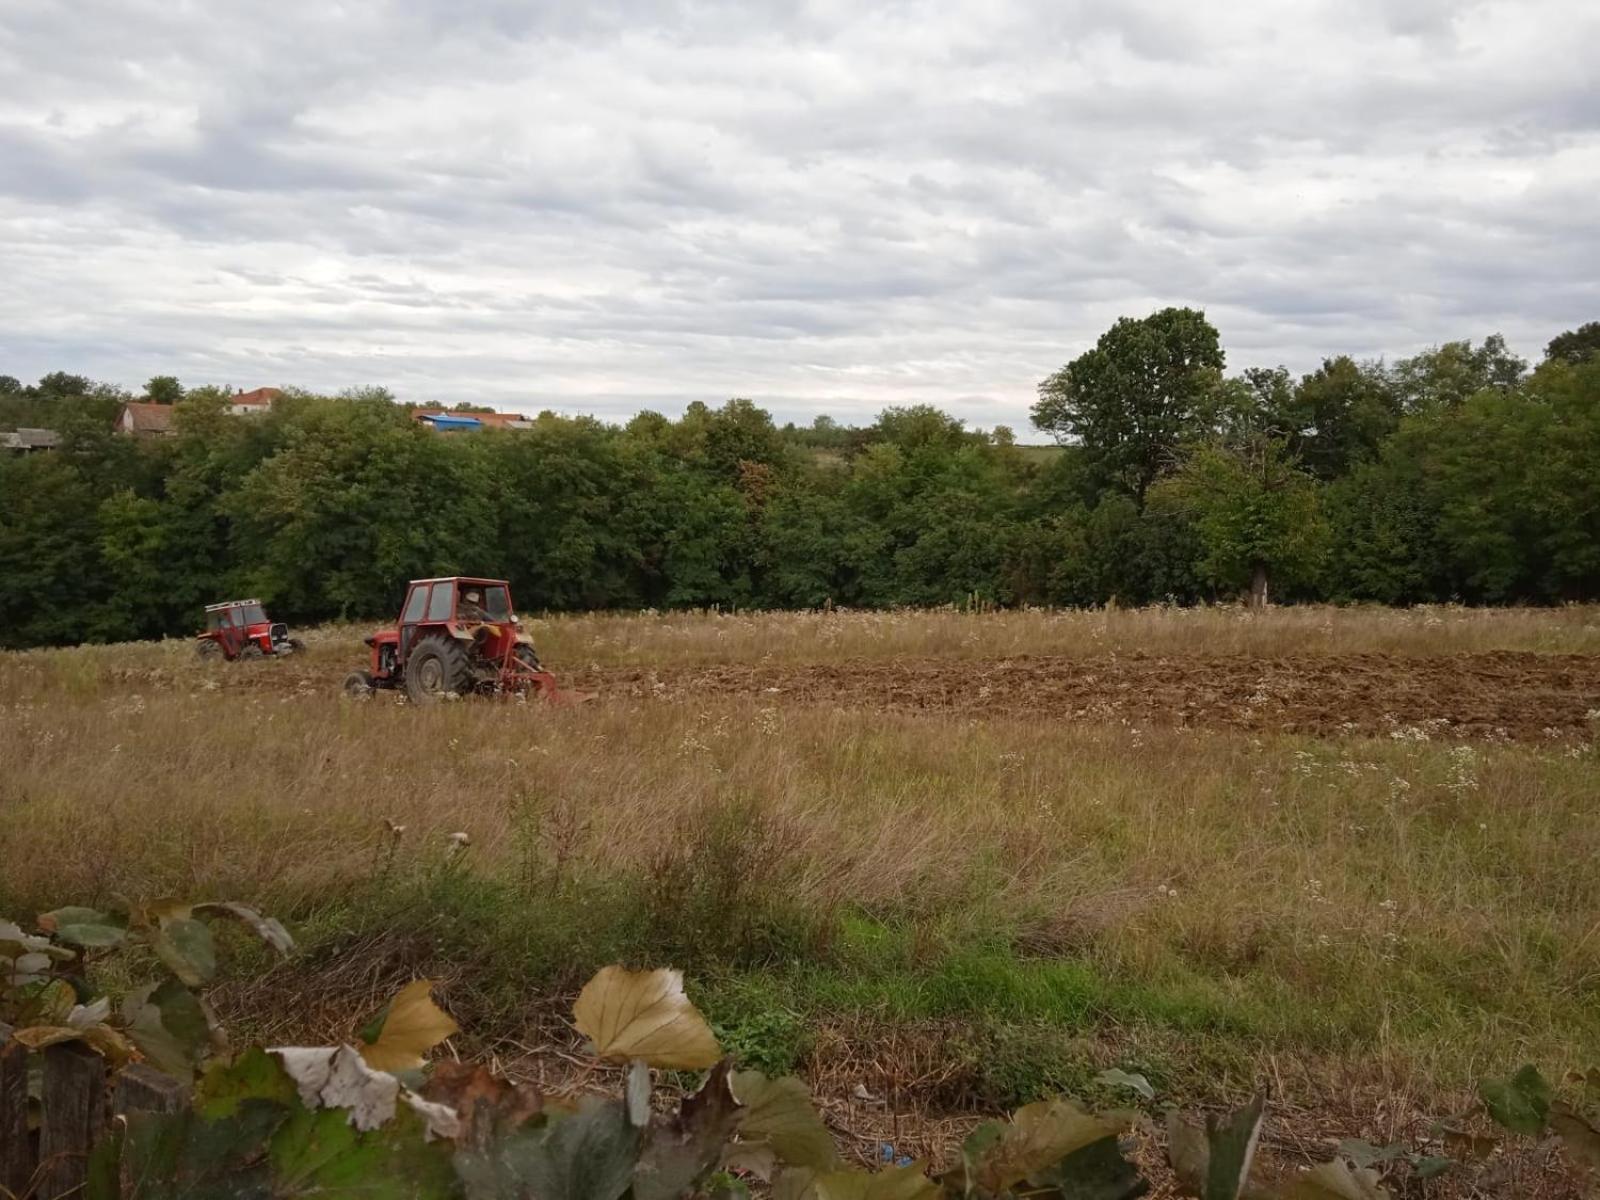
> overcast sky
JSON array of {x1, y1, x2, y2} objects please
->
[{"x1": 1, "y1": 0, "x2": 1595, "y2": 431}]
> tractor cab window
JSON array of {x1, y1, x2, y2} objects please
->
[
  {"x1": 238, "y1": 604, "x2": 267, "y2": 625},
  {"x1": 476, "y1": 586, "x2": 511, "y2": 621},
  {"x1": 206, "y1": 610, "x2": 224, "y2": 631},
  {"x1": 426, "y1": 583, "x2": 453, "y2": 621},
  {"x1": 227, "y1": 607, "x2": 248, "y2": 628},
  {"x1": 402, "y1": 586, "x2": 429, "y2": 623}
]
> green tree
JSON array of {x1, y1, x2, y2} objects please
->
[
  {"x1": 1033, "y1": 307, "x2": 1225, "y2": 504},
  {"x1": 1149, "y1": 437, "x2": 1328, "y2": 606},
  {"x1": 1391, "y1": 334, "x2": 1525, "y2": 411},
  {"x1": 144, "y1": 375, "x2": 184, "y2": 404},
  {"x1": 1545, "y1": 321, "x2": 1600, "y2": 365}
]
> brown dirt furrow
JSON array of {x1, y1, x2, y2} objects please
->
[{"x1": 577, "y1": 651, "x2": 1600, "y2": 743}]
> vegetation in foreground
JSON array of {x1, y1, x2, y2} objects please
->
[{"x1": 4, "y1": 903, "x2": 1597, "y2": 1198}]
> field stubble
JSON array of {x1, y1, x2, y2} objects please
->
[{"x1": 1, "y1": 605, "x2": 1598, "y2": 1191}]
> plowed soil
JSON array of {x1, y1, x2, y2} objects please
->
[{"x1": 581, "y1": 651, "x2": 1600, "y2": 742}]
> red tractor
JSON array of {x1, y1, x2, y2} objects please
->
[
  {"x1": 196, "y1": 600, "x2": 304, "y2": 660},
  {"x1": 345, "y1": 577, "x2": 578, "y2": 704}
]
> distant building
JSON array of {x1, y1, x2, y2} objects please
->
[
  {"x1": 230, "y1": 386, "x2": 282, "y2": 415},
  {"x1": 411, "y1": 409, "x2": 533, "y2": 433},
  {"x1": 0, "y1": 427, "x2": 61, "y2": 452},
  {"x1": 116, "y1": 403, "x2": 176, "y2": 437}
]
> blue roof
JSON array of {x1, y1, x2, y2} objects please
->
[{"x1": 422, "y1": 413, "x2": 484, "y2": 429}]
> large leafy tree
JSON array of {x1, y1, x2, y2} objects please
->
[
  {"x1": 1032, "y1": 307, "x2": 1225, "y2": 505},
  {"x1": 1148, "y1": 437, "x2": 1328, "y2": 607},
  {"x1": 1545, "y1": 321, "x2": 1600, "y2": 365}
]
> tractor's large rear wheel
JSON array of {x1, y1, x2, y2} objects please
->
[{"x1": 405, "y1": 636, "x2": 468, "y2": 704}]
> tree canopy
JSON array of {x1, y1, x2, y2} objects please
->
[{"x1": 0, "y1": 315, "x2": 1596, "y2": 648}]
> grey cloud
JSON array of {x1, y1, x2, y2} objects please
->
[{"x1": 0, "y1": 0, "x2": 1596, "y2": 429}]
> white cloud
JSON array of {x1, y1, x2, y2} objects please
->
[{"x1": 0, "y1": 0, "x2": 1595, "y2": 430}]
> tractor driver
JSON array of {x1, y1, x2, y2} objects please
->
[{"x1": 459, "y1": 587, "x2": 489, "y2": 622}]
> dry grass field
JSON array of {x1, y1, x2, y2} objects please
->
[{"x1": 2, "y1": 604, "x2": 1598, "y2": 1190}]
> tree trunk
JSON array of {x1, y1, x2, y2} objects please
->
[{"x1": 1249, "y1": 562, "x2": 1270, "y2": 609}]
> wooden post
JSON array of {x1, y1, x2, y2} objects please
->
[
  {"x1": 115, "y1": 1065, "x2": 189, "y2": 1198},
  {"x1": 114, "y1": 1065, "x2": 187, "y2": 1118},
  {"x1": 0, "y1": 1023, "x2": 35, "y2": 1200},
  {"x1": 39, "y1": 1041, "x2": 104, "y2": 1200}
]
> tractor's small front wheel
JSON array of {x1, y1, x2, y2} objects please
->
[
  {"x1": 240, "y1": 644, "x2": 264, "y2": 660},
  {"x1": 343, "y1": 670, "x2": 375, "y2": 699},
  {"x1": 195, "y1": 639, "x2": 221, "y2": 661},
  {"x1": 405, "y1": 636, "x2": 469, "y2": 704}
]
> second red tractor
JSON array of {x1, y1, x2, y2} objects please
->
[{"x1": 345, "y1": 577, "x2": 577, "y2": 704}]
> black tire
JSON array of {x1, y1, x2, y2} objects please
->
[
  {"x1": 196, "y1": 639, "x2": 221, "y2": 660},
  {"x1": 514, "y1": 644, "x2": 543, "y2": 673},
  {"x1": 343, "y1": 670, "x2": 374, "y2": 699},
  {"x1": 405, "y1": 636, "x2": 469, "y2": 704},
  {"x1": 287, "y1": 638, "x2": 306, "y2": 653},
  {"x1": 240, "y1": 644, "x2": 264, "y2": 660}
]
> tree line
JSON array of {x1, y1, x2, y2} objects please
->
[{"x1": 1, "y1": 313, "x2": 1597, "y2": 650}]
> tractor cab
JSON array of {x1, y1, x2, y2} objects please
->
[
  {"x1": 348, "y1": 576, "x2": 580, "y2": 704},
  {"x1": 196, "y1": 600, "x2": 301, "y2": 660}
]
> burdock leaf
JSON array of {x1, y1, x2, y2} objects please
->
[
  {"x1": 955, "y1": 1097, "x2": 1128, "y2": 1194},
  {"x1": 1204, "y1": 1093, "x2": 1266, "y2": 1200},
  {"x1": 731, "y1": 1071, "x2": 842, "y2": 1172},
  {"x1": 268, "y1": 1095, "x2": 459, "y2": 1196},
  {"x1": 457, "y1": 1095, "x2": 642, "y2": 1200},
  {"x1": 1479, "y1": 1064, "x2": 1553, "y2": 1135},
  {"x1": 1335, "y1": 1140, "x2": 1404, "y2": 1169},
  {"x1": 573, "y1": 966, "x2": 721, "y2": 1070},
  {"x1": 195, "y1": 902, "x2": 296, "y2": 955},
  {"x1": 812, "y1": 1163, "x2": 941, "y2": 1200},
  {"x1": 195, "y1": 1046, "x2": 301, "y2": 1119},
  {"x1": 147, "y1": 908, "x2": 218, "y2": 986},
  {"x1": 1550, "y1": 1101, "x2": 1600, "y2": 1176},
  {"x1": 1276, "y1": 1160, "x2": 1391, "y2": 1199},
  {"x1": 124, "y1": 978, "x2": 222, "y2": 1078},
  {"x1": 37, "y1": 906, "x2": 127, "y2": 948},
  {"x1": 634, "y1": 1060, "x2": 745, "y2": 1200},
  {"x1": 1095, "y1": 1068, "x2": 1156, "y2": 1102},
  {"x1": 357, "y1": 979, "x2": 459, "y2": 1073}
]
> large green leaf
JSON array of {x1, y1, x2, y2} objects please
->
[
  {"x1": 1204, "y1": 1094, "x2": 1265, "y2": 1200},
  {"x1": 194, "y1": 1047, "x2": 300, "y2": 1119},
  {"x1": 634, "y1": 1060, "x2": 745, "y2": 1200},
  {"x1": 269, "y1": 1099, "x2": 460, "y2": 1197},
  {"x1": 1026, "y1": 1134, "x2": 1150, "y2": 1199},
  {"x1": 731, "y1": 1070, "x2": 842, "y2": 1172},
  {"x1": 946, "y1": 1097, "x2": 1127, "y2": 1195},
  {"x1": 125, "y1": 979, "x2": 221, "y2": 1078},
  {"x1": 38, "y1": 906, "x2": 128, "y2": 948},
  {"x1": 457, "y1": 1095, "x2": 642, "y2": 1200},
  {"x1": 117, "y1": 1099, "x2": 287, "y2": 1199},
  {"x1": 1275, "y1": 1160, "x2": 1391, "y2": 1199},
  {"x1": 811, "y1": 1163, "x2": 941, "y2": 1200},
  {"x1": 149, "y1": 912, "x2": 218, "y2": 987},
  {"x1": 1479, "y1": 1064, "x2": 1553, "y2": 1136}
]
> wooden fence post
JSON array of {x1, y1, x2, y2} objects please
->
[
  {"x1": 115, "y1": 1065, "x2": 188, "y2": 1198},
  {"x1": 39, "y1": 1041, "x2": 105, "y2": 1200},
  {"x1": 0, "y1": 1023, "x2": 35, "y2": 1200}
]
